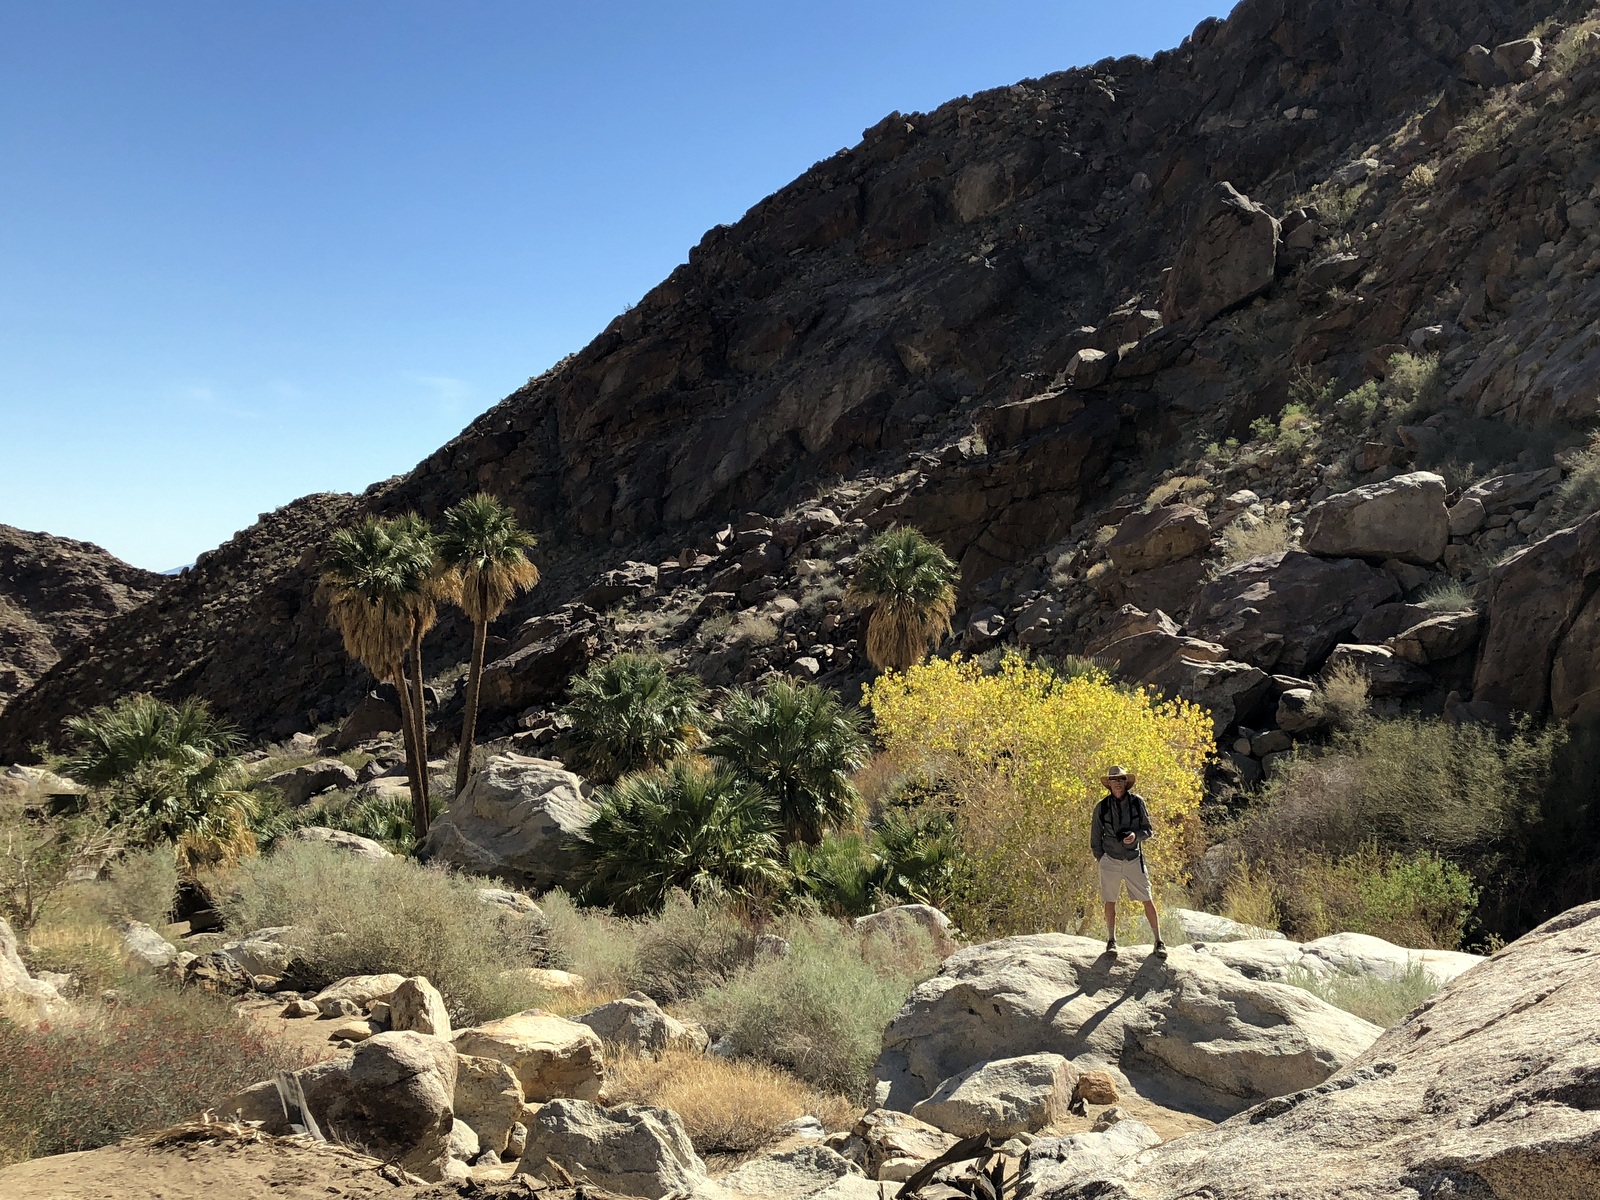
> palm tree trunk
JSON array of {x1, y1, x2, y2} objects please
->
[
  {"x1": 408, "y1": 633, "x2": 431, "y2": 836},
  {"x1": 456, "y1": 617, "x2": 488, "y2": 799},
  {"x1": 392, "y1": 668, "x2": 428, "y2": 846}
]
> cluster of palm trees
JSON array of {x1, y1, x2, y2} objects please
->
[{"x1": 320, "y1": 494, "x2": 539, "y2": 841}]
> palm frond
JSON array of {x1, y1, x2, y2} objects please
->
[
  {"x1": 560, "y1": 652, "x2": 707, "y2": 781},
  {"x1": 843, "y1": 526, "x2": 958, "y2": 672}
]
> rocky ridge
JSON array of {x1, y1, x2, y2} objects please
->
[
  {"x1": 0, "y1": 524, "x2": 164, "y2": 712},
  {"x1": 2, "y1": 0, "x2": 1581, "y2": 758}
]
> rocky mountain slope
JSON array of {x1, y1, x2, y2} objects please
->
[
  {"x1": 1, "y1": 0, "x2": 1591, "y2": 758},
  {"x1": 0, "y1": 525, "x2": 164, "y2": 714}
]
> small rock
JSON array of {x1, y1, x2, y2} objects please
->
[
  {"x1": 281, "y1": 998, "x2": 319, "y2": 1018},
  {"x1": 328, "y1": 1018, "x2": 376, "y2": 1042},
  {"x1": 912, "y1": 1053, "x2": 1077, "y2": 1138},
  {"x1": 1073, "y1": 1070, "x2": 1120, "y2": 1106},
  {"x1": 389, "y1": 976, "x2": 452, "y2": 1039}
]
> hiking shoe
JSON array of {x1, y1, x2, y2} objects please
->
[
  {"x1": 1153, "y1": 941, "x2": 1169, "y2": 959},
  {"x1": 1105, "y1": 937, "x2": 1118, "y2": 956}
]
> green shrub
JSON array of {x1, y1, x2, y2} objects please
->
[
  {"x1": 1555, "y1": 431, "x2": 1600, "y2": 523},
  {"x1": 706, "y1": 679, "x2": 868, "y2": 845},
  {"x1": 0, "y1": 977, "x2": 310, "y2": 1164},
  {"x1": 1216, "y1": 513, "x2": 1295, "y2": 567},
  {"x1": 1384, "y1": 352, "x2": 1441, "y2": 418},
  {"x1": 1284, "y1": 961, "x2": 1438, "y2": 1028},
  {"x1": 1334, "y1": 381, "x2": 1381, "y2": 430},
  {"x1": 560, "y1": 652, "x2": 707, "y2": 782},
  {"x1": 577, "y1": 758, "x2": 790, "y2": 916},
  {"x1": 221, "y1": 842, "x2": 546, "y2": 1024},
  {"x1": 691, "y1": 918, "x2": 940, "y2": 1099},
  {"x1": 1306, "y1": 660, "x2": 1371, "y2": 729},
  {"x1": 1415, "y1": 579, "x2": 1476, "y2": 612},
  {"x1": 1277, "y1": 846, "x2": 1477, "y2": 948}
]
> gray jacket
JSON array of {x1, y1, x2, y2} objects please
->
[{"x1": 1091, "y1": 792, "x2": 1153, "y2": 862}]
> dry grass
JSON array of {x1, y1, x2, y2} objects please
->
[
  {"x1": 1216, "y1": 513, "x2": 1295, "y2": 568},
  {"x1": 1220, "y1": 863, "x2": 1282, "y2": 932},
  {"x1": 1307, "y1": 662, "x2": 1371, "y2": 729},
  {"x1": 729, "y1": 612, "x2": 780, "y2": 647},
  {"x1": 603, "y1": 1048, "x2": 857, "y2": 1152}
]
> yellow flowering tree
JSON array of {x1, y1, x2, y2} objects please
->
[{"x1": 864, "y1": 653, "x2": 1212, "y2": 937}]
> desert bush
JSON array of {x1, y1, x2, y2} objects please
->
[
  {"x1": 1415, "y1": 579, "x2": 1476, "y2": 612},
  {"x1": 728, "y1": 612, "x2": 780, "y2": 647},
  {"x1": 0, "y1": 977, "x2": 310, "y2": 1164},
  {"x1": 691, "y1": 917, "x2": 940, "y2": 1099},
  {"x1": 1284, "y1": 961, "x2": 1439, "y2": 1028},
  {"x1": 789, "y1": 805, "x2": 961, "y2": 918},
  {"x1": 604, "y1": 1048, "x2": 857, "y2": 1152},
  {"x1": 577, "y1": 759, "x2": 789, "y2": 916},
  {"x1": 221, "y1": 842, "x2": 545, "y2": 1023},
  {"x1": 1554, "y1": 430, "x2": 1600, "y2": 523},
  {"x1": 1277, "y1": 846, "x2": 1478, "y2": 948},
  {"x1": 1306, "y1": 661, "x2": 1372, "y2": 729},
  {"x1": 627, "y1": 890, "x2": 759, "y2": 1003},
  {"x1": 866, "y1": 653, "x2": 1212, "y2": 938},
  {"x1": 1401, "y1": 163, "x2": 1436, "y2": 194},
  {"x1": 560, "y1": 652, "x2": 707, "y2": 782},
  {"x1": 1334, "y1": 380, "x2": 1381, "y2": 430},
  {"x1": 1216, "y1": 513, "x2": 1295, "y2": 567},
  {"x1": 1220, "y1": 861, "x2": 1282, "y2": 932},
  {"x1": 1385, "y1": 352, "x2": 1442, "y2": 418},
  {"x1": 538, "y1": 889, "x2": 643, "y2": 996},
  {"x1": 706, "y1": 678, "x2": 868, "y2": 844}
]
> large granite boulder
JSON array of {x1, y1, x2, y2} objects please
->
[
  {"x1": 1192, "y1": 931, "x2": 1483, "y2": 987},
  {"x1": 576, "y1": 992, "x2": 709, "y2": 1058},
  {"x1": 478, "y1": 614, "x2": 602, "y2": 713},
  {"x1": 1016, "y1": 1121, "x2": 1162, "y2": 1200},
  {"x1": 854, "y1": 904, "x2": 960, "y2": 957},
  {"x1": 1089, "y1": 625, "x2": 1271, "y2": 734},
  {"x1": 872, "y1": 935, "x2": 1380, "y2": 1120},
  {"x1": 515, "y1": 1100, "x2": 706, "y2": 1199},
  {"x1": 1188, "y1": 551, "x2": 1399, "y2": 675},
  {"x1": 220, "y1": 926, "x2": 303, "y2": 977},
  {"x1": 333, "y1": 691, "x2": 403, "y2": 750},
  {"x1": 421, "y1": 754, "x2": 598, "y2": 892},
  {"x1": 453, "y1": 1008, "x2": 605, "y2": 1101},
  {"x1": 1475, "y1": 510, "x2": 1600, "y2": 718},
  {"x1": 911, "y1": 1052, "x2": 1078, "y2": 1137},
  {"x1": 291, "y1": 825, "x2": 394, "y2": 860},
  {"x1": 263, "y1": 758, "x2": 358, "y2": 807},
  {"x1": 0, "y1": 917, "x2": 65, "y2": 1017},
  {"x1": 1105, "y1": 505, "x2": 1212, "y2": 573},
  {"x1": 1321, "y1": 644, "x2": 1434, "y2": 697},
  {"x1": 1300, "y1": 471, "x2": 1448, "y2": 564},
  {"x1": 312, "y1": 973, "x2": 406, "y2": 1017},
  {"x1": 1162, "y1": 182, "x2": 1279, "y2": 327},
  {"x1": 1033, "y1": 902, "x2": 1600, "y2": 1200},
  {"x1": 713, "y1": 1144, "x2": 871, "y2": 1200},
  {"x1": 453, "y1": 1053, "x2": 525, "y2": 1156},
  {"x1": 389, "y1": 976, "x2": 451, "y2": 1038}
]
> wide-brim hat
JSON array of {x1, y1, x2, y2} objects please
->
[{"x1": 1100, "y1": 765, "x2": 1136, "y2": 787}]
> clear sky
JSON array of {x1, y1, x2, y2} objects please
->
[{"x1": 1, "y1": 1, "x2": 1231, "y2": 572}]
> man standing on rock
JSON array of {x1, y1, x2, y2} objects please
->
[{"x1": 1091, "y1": 765, "x2": 1167, "y2": 959}]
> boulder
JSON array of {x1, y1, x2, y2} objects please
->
[
  {"x1": 334, "y1": 692, "x2": 404, "y2": 750},
  {"x1": 851, "y1": 1109, "x2": 958, "y2": 1179},
  {"x1": 304, "y1": 1032, "x2": 458, "y2": 1181},
  {"x1": 1173, "y1": 908, "x2": 1286, "y2": 943},
  {"x1": 182, "y1": 949, "x2": 257, "y2": 994},
  {"x1": 1322, "y1": 644, "x2": 1434, "y2": 697},
  {"x1": 854, "y1": 904, "x2": 960, "y2": 957},
  {"x1": 327, "y1": 1018, "x2": 376, "y2": 1043},
  {"x1": 421, "y1": 754, "x2": 598, "y2": 893},
  {"x1": 1301, "y1": 472, "x2": 1448, "y2": 565},
  {"x1": 872, "y1": 936, "x2": 1380, "y2": 1119},
  {"x1": 1162, "y1": 182, "x2": 1280, "y2": 326},
  {"x1": 1386, "y1": 610, "x2": 1479, "y2": 664},
  {"x1": 1274, "y1": 688, "x2": 1321, "y2": 734},
  {"x1": 499, "y1": 966, "x2": 586, "y2": 993},
  {"x1": 1189, "y1": 552, "x2": 1399, "y2": 675},
  {"x1": 714, "y1": 1144, "x2": 867, "y2": 1200},
  {"x1": 911, "y1": 1053, "x2": 1078, "y2": 1138},
  {"x1": 1446, "y1": 495, "x2": 1486, "y2": 537},
  {"x1": 1090, "y1": 628, "x2": 1271, "y2": 734},
  {"x1": 476, "y1": 887, "x2": 544, "y2": 919},
  {"x1": 120, "y1": 920, "x2": 178, "y2": 970},
  {"x1": 1460, "y1": 466, "x2": 1560, "y2": 515},
  {"x1": 453, "y1": 1009, "x2": 605, "y2": 1102},
  {"x1": 1493, "y1": 35, "x2": 1543, "y2": 79},
  {"x1": 1350, "y1": 602, "x2": 1433, "y2": 645},
  {"x1": 1015, "y1": 1121, "x2": 1161, "y2": 1200},
  {"x1": 1065, "y1": 347, "x2": 1114, "y2": 390},
  {"x1": 576, "y1": 992, "x2": 709, "y2": 1057},
  {"x1": 264, "y1": 758, "x2": 358, "y2": 807},
  {"x1": 454, "y1": 1054, "x2": 525, "y2": 1156},
  {"x1": 0, "y1": 916, "x2": 65, "y2": 1016},
  {"x1": 221, "y1": 926, "x2": 302, "y2": 977},
  {"x1": 1073, "y1": 1070, "x2": 1120, "y2": 1106},
  {"x1": 1191, "y1": 932, "x2": 1482, "y2": 987},
  {"x1": 1106, "y1": 506, "x2": 1212, "y2": 573},
  {"x1": 291, "y1": 825, "x2": 394, "y2": 860},
  {"x1": 515, "y1": 1100, "x2": 706, "y2": 1199},
  {"x1": 447, "y1": 1117, "x2": 480, "y2": 1164},
  {"x1": 389, "y1": 976, "x2": 451, "y2": 1038},
  {"x1": 312, "y1": 973, "x2": 406, "y2": 1017},
  {"x1": 480, "y1": 615, "x2": 602, "y2": 713},
  {"x1": 1475, "y1": 511, "x2": 1600, "y2": 718},
  {"x1": 1035, "y1": 902, "x2": 1600, "y2": 1200}
]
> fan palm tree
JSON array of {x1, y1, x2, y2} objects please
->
[
  {"x1": 320, "y1": 515, "x2": 430, "y2": 840},
  {"x1": 844, "y1": 526, "x2": 958, "y2": 672},
  {"x1": 705, "y1": 678, "x2": 868, "y2": 844},
  {"x1": 439, "y1": 494, "x2": 539, "y2": 797},
  {"x1": 577, "y1": 758, "x2": 787, "y2": 915},
  {"x1": 61, "y1": 693, "x2": 257, "y2": 876},
  {"x1": 560, "y1": 652, "x2": 707, "y2": 782},
  {"x1": 389, "y1": 513, "x2": 455, "y2": 820}
]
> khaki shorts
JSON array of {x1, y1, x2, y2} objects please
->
[{"x1": 1098, "y1": 855, "x2": 1152, "y2": 903}]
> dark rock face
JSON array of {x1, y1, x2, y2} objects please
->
[
  {"x1": 0, "y1": 0, "x2": 1558, "y2": 754},
  {"x1": 1161, "y1": 182, "x2": 1280, "y2": 326},
  {"x1": 0, "y1": 525, "x2": 163, "y2": 710},
  {"x1": 1188, "y1": 552, "x2": 1400, "y2": 676}
]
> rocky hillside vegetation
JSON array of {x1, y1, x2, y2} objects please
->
[
  {"x1": 0, "y1": 524, "x2": 163, "y2": 712},
  {"x1": 0, "y1": 0, "x2": 1584, "y2": 755}
]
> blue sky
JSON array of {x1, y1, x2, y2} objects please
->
[{"x1": 0, "y1": 2, "x2": 1231, "y2": 571}]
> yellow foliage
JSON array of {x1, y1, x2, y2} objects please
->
[{"x1": 864, "y1": 653, "x2": 1212, "y2": 936}]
